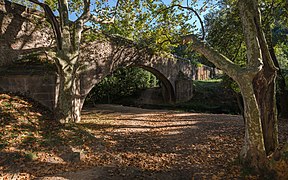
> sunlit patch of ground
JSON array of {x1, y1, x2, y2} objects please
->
[{"x1": 1, "y1": 96, "x2": 287, "y2": 179}]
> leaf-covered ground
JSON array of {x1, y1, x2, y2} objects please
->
[{"x1": 0, "y1": 93, "x2": 287, "y2": 179}]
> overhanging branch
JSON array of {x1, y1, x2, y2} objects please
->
[
  {"x1": 27, "y1": 0, "x2": 62, "y2": 50},
  {"x1": 90, "y1": 15, "x2": 115, "y2": 24},
  {"x1": 170, "y1": 4, "x2": 205, "y2": 40},
  {"x1": 182, "y1": 34, "x2": 241, "y2": 78},
  {"x1": 75, "y1": 0, "x2": 91, "y2": 23}
]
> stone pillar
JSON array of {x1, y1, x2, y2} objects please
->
[{"x1": 175, "y1": 80, "x2": 194, "y2": 103}]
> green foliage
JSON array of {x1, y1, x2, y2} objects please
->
[
  {"x1": 205, "y1": 0, "x2": 288, "y2": 67},
  {"x1": 100, "y1": 0, "x2": 211, "y2": 52},
  {"x1": 85, "y1": 67, "x2": 158, "y2": 105},
  {"x1": 13, "y1": 0, "x2": 212, "y2": 54},
  {"x1": 204, "y1": 1, "x2": 246, "y2": 66},
  {"x1": 205, "y1": 0, "x2": 288, "y2": 94}
]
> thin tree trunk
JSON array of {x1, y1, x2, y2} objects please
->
[{"x1": 269, "y1": 46, "x2": 288, "y2": 119}]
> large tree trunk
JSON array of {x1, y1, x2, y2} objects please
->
[
  {"x1": 180, "y1": 0, "x2": 281, "y2": 172},
  {"x1": 238, "y1": 78, "x2": 267, "y2": 170},
  {"x1": 55, "y1": 54, "x2": 81, "y2": 123}
]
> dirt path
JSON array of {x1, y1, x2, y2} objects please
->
[{"x1": 39, "y1": 104, "x2": 247, "y2": 179}]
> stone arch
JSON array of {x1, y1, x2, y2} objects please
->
[{"x1": 134, "y1": 65, "x2": 176, "y2": 103}]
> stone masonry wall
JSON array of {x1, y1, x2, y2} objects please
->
[
  {"x1": 0, "y1": 74, "x2": 57, "y2": 110},
  {"x1": 0, "y1": 0, "x2": 53, "y2": 66}
]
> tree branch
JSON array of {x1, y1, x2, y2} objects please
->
[
  {"x1": 27, "y1": 0, "x2": 62, "y2": 50},
  {"x1": 182, "y1": 34, "x2": 241, "y2": 79},
  {"x1": 171, "y1": 4, "x2": 205, "y2": 40},
  {"x1": 57, "y1": 0, "x2": 69, "y2": 26},
  {"x1": 90, "y1": 15, "x2": 115, "y2": 24},
  {"x1": 75, "y1": 0, "x2": 91, "y2": 23},
  {"x1": 238, "y1": 0, "x2": 263, "y2": 69}
]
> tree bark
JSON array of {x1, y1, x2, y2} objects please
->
[
  {"x1": 54, "y1": 54, "x2": 81, "y2": 123},
  {"x1": 238, "y1": 0, "x2": 279, "y2": 158},
  {"x1": 253, "y1": 68, "x2": 278, "y2": 155},
  {"x1": 237, "y1": 76, "x2": 267, "y2": 170}
]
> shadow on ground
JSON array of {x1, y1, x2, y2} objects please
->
[{"x1": 1, "y1": 99, "x2": 287, "y2": 179}]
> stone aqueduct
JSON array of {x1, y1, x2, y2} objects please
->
[{"x1": 0, "y1": 1, "x2": 194, "y2": 118}]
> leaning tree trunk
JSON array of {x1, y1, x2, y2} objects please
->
[
  {"x1": 237, "y1": 77, "x2": 268, "y2": 171},
  {"x1": 180, "y1": 0, "x2": 279, "y2": 172}
]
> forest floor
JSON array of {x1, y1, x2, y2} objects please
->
[{"x1": 1, "y1": 94, "x2": 288, "y2": 179}]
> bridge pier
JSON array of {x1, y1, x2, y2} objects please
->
[{"x1": 175, "y1": 80, "x2": 194, "y2": 103}]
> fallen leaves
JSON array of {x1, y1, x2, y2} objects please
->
[{"x1": 0, "y1": 95, "x2": 287, "y2": 179}]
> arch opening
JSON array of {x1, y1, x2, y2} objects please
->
[
  {"x1": 135, "y1": 65, "x2": 176, "y2": 103},
  {"x1": 82, "y1": 66, "x2": 176, "y2": 108}
]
